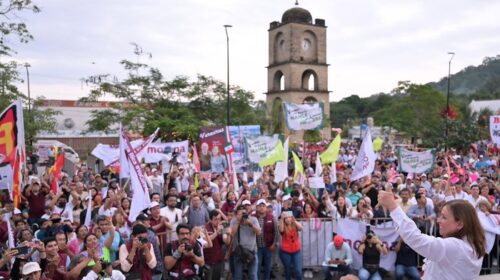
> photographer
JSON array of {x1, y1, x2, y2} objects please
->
[
  {"x1": 119, "y1": 224, "x2": 157, "y2": 280},
  {"x1": 164, "y1": 223, "x2": 205, "y2": 280},
  {"x1": 357, "y1": 230, "x2": 388, "y2": 280}
]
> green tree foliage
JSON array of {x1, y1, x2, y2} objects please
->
[{"x1": 83, "y1": 45, "x2": 267, "y2": 141}]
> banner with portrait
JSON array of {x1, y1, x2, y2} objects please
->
[{"x1": 198, "y1": 127, "x2": 228, "y2": 174}]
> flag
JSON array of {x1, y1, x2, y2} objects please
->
[
  {"x1": 194, "y1": 173, "x2": 199, "y2": 189},
  {"x1": 119, "y1": 126, "x2": 158, "y2": 178},
  {"x1": 373, "y1": 137, "x2": 384, "y2": 152},
  {"x1": 84, "y1": 193, "x2": 92, "y2": 227},
  {"x1": 121, "y1": 128, "x2": 151, "y2": 221},
  {"x1": 292, "y1": 151, "x2": 304, "y2": 183},
  {"x1": 274, "y1": 138, "x2": 289, "y2": 183},
  {"x1": 330, "y1": 163, "x2": 337, "y2": 183},
  {"x1": 0, "y1": 100, "x2": 24, "y2": 208},
  {"x1": 49, "y1": 148, "x2": 64, "y2": 193},
  {"x1": 320, "y1": 134, "x2": 341, "y2": 164},
  {"x1": 315, "y1": 152, "x2": 323, "y2": 177},
  {"x1": 192, "y1": 144, "x2": 200, "y2": 172},
  {"x1": 258, "y1": 140, "x2": 285, "y2": 167},
  {"x1": 350, "y1": 129, "x2": 376, "y2": 182}
]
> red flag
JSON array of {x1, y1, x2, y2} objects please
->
[
  {"x1": 192, "y1": 144, "x2": 200, "y2": 172},
  {"x1": 50, "y1": 150, "x2": 65, "y2": 193}
]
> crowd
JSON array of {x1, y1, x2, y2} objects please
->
[{"x1": 0, "y1": 138, "x2": 498, "y2": 280}]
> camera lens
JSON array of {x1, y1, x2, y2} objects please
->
[{"x1": 242, "y1": 213, "x2": 249, "y2": 219}]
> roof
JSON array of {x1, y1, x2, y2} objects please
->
[
  {"x1": 469, "y1": 100, "x2": 500, "y2": 114},
  {"x1": 281, "y1": 7, "x2": 312, "y2": 24}
]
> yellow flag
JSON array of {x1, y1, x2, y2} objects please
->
[
  {"x1": 373, "y1": 137, "x2": 384, "y2": 152},
  {"x1": 292, "y1": 151, "x2": 304, "y2": 181},
  {"x1": 320, "y1": 134, "x2": 341, "y2": 164},
  {"x1": 258, "y1": 140, "x2": 286, "y2": 167}
]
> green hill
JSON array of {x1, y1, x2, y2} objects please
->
[{"x1": 428, "y1": 55, "x2": 500, "y2": 96}]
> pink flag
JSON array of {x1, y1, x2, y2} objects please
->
[{"x1": 192, "y1": 144, "x2": 201, "y2": 172}]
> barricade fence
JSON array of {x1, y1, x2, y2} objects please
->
[{"x1": 155, "y1": 217, "x2": 499, "y2": 274}]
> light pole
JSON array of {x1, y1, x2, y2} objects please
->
[
  {"x1": 444, "y1": 52, "x2": 455, "y2": 152},
  {"x1": 24, "y1": 63, "x2": 31, "y2": 114},
  {"x1": 224, "y1": 24, "x2": 232, "y2": 126}
]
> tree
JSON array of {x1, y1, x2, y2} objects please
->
[{"x1": 83, "y1": 45, "x2": 267, "y2": 141}]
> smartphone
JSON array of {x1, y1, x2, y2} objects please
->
[
  {"x1": 366, "y1": 225, "x2": 371, "y2": 235},
  {"x1": 12, "y1": 246, "x2": 29, "y2": 256}
]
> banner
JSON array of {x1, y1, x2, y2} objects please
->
[
  {"x1": 227, "y1": 125, "x2": 260, "y2": 172},
  {"x1": 336, "y1": 219, "x2": 399, "y2": 271},
  {"x1": 0, "y1": 100, "x2": 25, "y2": 209},
  {"x1": 244, "y1": 134, "x2": 279, "y2": 170},
  {"x1": 283, "y1": 102, "x2": 324, "y2": 131},
  {"x1": 144, "y1": 140, "x2": 189, "y2": 164},
  {"x1": 274, "y1": 137, "x2": 289, "y2": 183},
  {"x1": 397, "y1": 148, "x2": 435, "y2": 174},
  {"x1": 350, "y1": 129, "x2": 376, "y2": 182},
  {"x1": 259, "y1": 140, "x2": 285, "y2": 167},
  {"x1": 490, "y1": 115, "x2": 500, "y2": 145},
  {"x1": 198, "y1": 127, "x2": 228, "y2": 173}
]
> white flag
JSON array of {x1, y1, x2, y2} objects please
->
[
  {"x1": 119, "y1": 127, "x2": 159, "y2": 178},
  {"x1": 121, "y1": 128, "x2": 151, "y2": 221},
  {"x1": 315, "y1": 152, "x2": 323, "y2": 177},
  {"x1": 330, "y1": 163, "x2": 337, "y2": 183},
  {"x1": 274, "y1": 138, "x2": 289, "y2": 183},
  {"x1": 84, "y1": 193, "x2": 92, "y2": 227},
  {"x1": 350, "y1": 129, "x2": 376, "y2": 182}
]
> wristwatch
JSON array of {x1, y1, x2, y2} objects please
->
[{"x1": 173, "y1": 250, "x2": 182, "y2": 259}]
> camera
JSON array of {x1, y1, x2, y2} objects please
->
[
  {"x1": 100, "y1": 259, "x2": 110, "y2": 270},
  {"x1": 139, "y1": 237, "x2": 149, "y2": 244},
  {"x1": 242, "y1": 213, "x2": 249, "y2": 220},
  {"x1": 366, "y1": 233, "x2": 374, "y2": 240},
  {"x1": 184, "y1": 243, "x2": 193, "y2": 251},
  {"x1": 362, "y1": 204, "x2": 369, "y2": 208}
]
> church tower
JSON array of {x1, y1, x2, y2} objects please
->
[{"x1": 266, "y1": 5, "x2": 330, "y2": 141}]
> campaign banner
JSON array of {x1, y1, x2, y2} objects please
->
[
  {"x1": 336, "y1": 219, "x2": 399, "y2": 271},
  {"x1": 490, "y1": 115, "x2": 500, "y2": 145},
  {"x1": 227, "y1": 125, "x2": 261, "y2": 172},
  {"x1": 244, "y1": 134, "x2": 279, "y2": 170},
  {"x1": 283, "y1": 102, "x2": 324, "y2": 131},
  {"x1": 397, "y1": 148, "x2": 435, "y2": 174},
  {"x1": 144, "y1": 140, "x2": 189, "y2": 164},
  {"x1": 199, "y1": 127, "x2": 228, "y2": 173}
]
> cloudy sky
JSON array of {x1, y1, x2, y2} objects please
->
[{"x1": 7, "y1": 0, "x2": 500, "y2": 102}]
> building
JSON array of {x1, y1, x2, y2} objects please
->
[
  {"x1": 37, "y1": 99, "x2": 120, "y2": 159},
  {"x1": 469, "y1": 99, "x2": 500, "y2": 115},
  {"x1": 265, "y1": 4, "x2": 331, "y2": 142}
]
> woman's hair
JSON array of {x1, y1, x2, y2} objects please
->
[
  {"x1": 444, "y1": 200, "x2": 486, "y2": 258},
  {"x1": 226, "y1": 191, "x2": 235, "y2": 202},
  {"x1": 75, "y1": 224, "x2": 88, "y2": 236},
  {"x1": 82, "y1": 233, "x2": 98, "y2": 251}
]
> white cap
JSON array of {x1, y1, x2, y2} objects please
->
[
  {"x1": 22, "y1": 262, "x2": 41, "y2": 275},
  {"x1": 13, "y1": 208, "x2": 22, "y2": 215},
  {"x1": 149, "y1": 201, "x2": 160, "y2": 209},
  {"x1": 282, "y1": 194, "x2": 292, "y2": 201},
  {"x1": 420, "y1": 173, "x2": 427, "y2": 177},
  {"x1": 242, "y1": 200, "x2": 251, "y2": 206},
  {"x1": 151, "y1": 168, "x2": 158, "y2": 173},
  {"x1": 256, "y1": 199, "x2": 268, "y2": 206}
]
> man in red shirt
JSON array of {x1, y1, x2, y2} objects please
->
[
  {"x1": 203, "y1": 210, "x2": 231, "y2": 279},
  {"x1": 25, "y1": 180, "x2": 49, "y2": 224}
]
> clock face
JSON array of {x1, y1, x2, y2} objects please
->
[{"x1": 302, "y1": 39, "x2": 311, "y2": 50}]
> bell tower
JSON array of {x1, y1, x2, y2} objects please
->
[{"x1": 266, "y1": 5, "x2": 330, "y2": 141}]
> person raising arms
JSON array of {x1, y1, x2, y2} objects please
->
[{"x1": 378, "y1": 190, "x2": 486, "y2": 279}]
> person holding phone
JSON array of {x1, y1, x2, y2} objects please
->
[
  {"x1": 119, "y1": 224, "x2": 157, "y2": 280},
  {"x1": 378, "y1": 190, "x2": 486, "y2": 279},
  {"x1": 357, "y1": 229, "x2": 388, "y2": 280},
  {"x1": 323, "y1": 235, "x2": 353, "y2": 279}
]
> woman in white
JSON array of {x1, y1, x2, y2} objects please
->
[{"x1": 378, "y1": 190, "x2": 486, "y2": 280}]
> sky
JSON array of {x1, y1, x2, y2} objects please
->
[{"x1": 5, "y1": 0, "x2": 500, "y2": 102}]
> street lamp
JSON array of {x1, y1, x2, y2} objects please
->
[
  {"x1": 444, "y1": 52, "x2": 455, "y2": 152},
  {"x1": 224, "y1": 24, "x2": 232, "y2": 126},
  {"x1": 24, "y1": 63, "x2": 31, "y2": 114}
]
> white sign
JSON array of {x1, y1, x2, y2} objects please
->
[
  {"x1": 144, "y1": 140, "x2": 189, "y2": 164},
  {"x1": 244, "y1": 134, "x2": 279, "y2": 165},
  {"x1": 283, "y1": 102, "x2": 324, "y2": 131},
  {"x1": 308, "y1": 176, "x2": 325, "y2": 188},
  {"x1": 397, "y1": 148, "x2": 435, "y2": 174},
  {"x1": 490, "y1": 115, "x2": 500, "y2": 145}
]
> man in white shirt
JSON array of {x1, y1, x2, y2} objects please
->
[
  {"x1": 410, "y1": 187, "x2": 434, "y2": 209},
  {"x1": 160, "y1": 194, "x2": 183, "y2": 241},
  {"x1": 148, "y1": 169, "x2": 165, "y2": 199},
  {"x1": 98, "y1": 197, "x2": 117, "y2": 218},
  {"x1": 465, "y1": 184, "x2": 488, "y2": 209}
]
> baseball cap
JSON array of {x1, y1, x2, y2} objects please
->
[
  {"x1": 149, "y1": 201, "x2": 160, "y2": 209},
  {"x1": 256, "y1": 199, "x2": 268, "y2": 206},
  {"x1": 22, "y1": 262, "x2": 41, "y2": 275},
  {"x1": 152, "y1": 168, "x2": 157, "y2": 173},
  {"x1": 13, "y1": 208, "x2": 22, "y2": 215},
  {"x1": 242, "y1": 200, "x2": 251, "y2": 206},
  {"x1": 333, "y1": 235, "x2": 344, "y2": 247},
  {"x1": 282, "y1": 194, "x2": 292, "y2": 201},
  {"x1": 420, "y1": 173, "x2": 427, "y2": 177}
]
